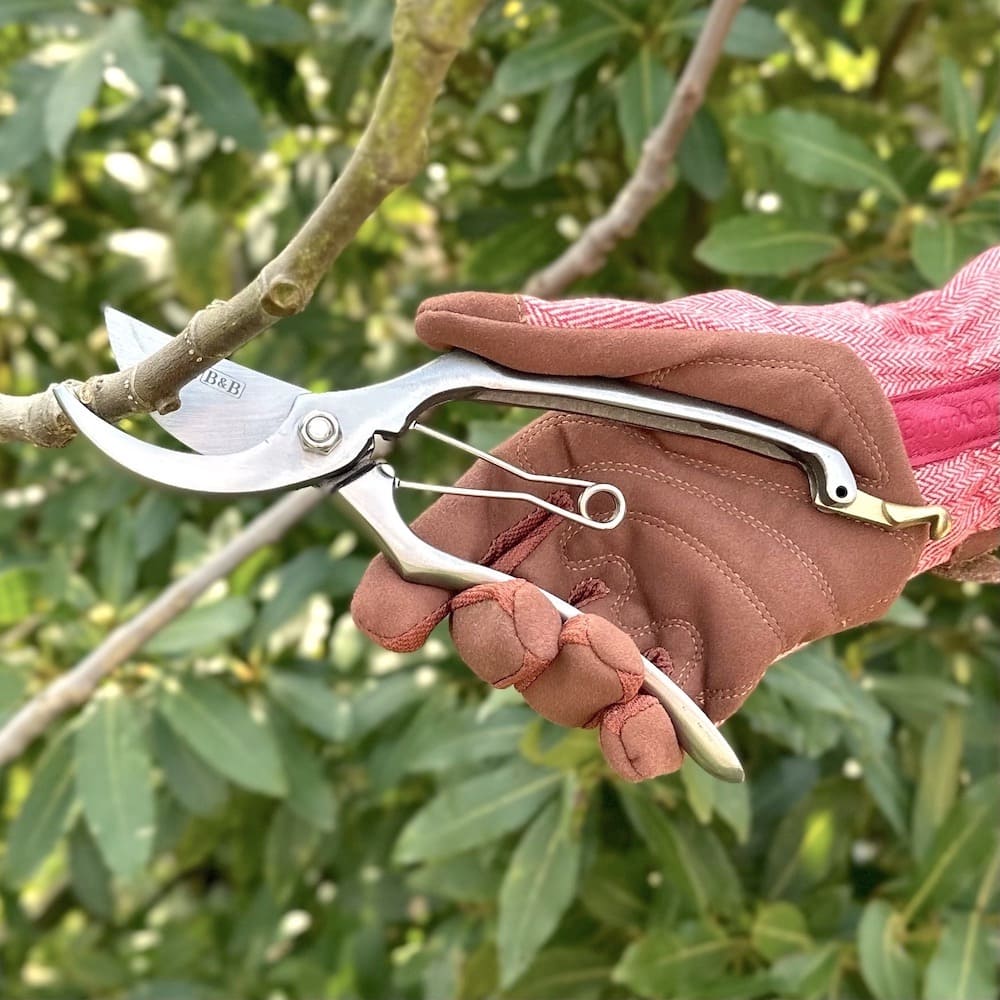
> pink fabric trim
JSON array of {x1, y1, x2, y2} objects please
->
[
  {"x1": 519, "y1": 246, "x2": 1000, "y2": 570},
  {"x1": 892, "y1": 374, "x2": 999, "y2": 467}
]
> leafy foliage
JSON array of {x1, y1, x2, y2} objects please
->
[{"x1": 1, "y1": 1, "x2": 998, "y2": 998}]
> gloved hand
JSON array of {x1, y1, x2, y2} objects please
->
[{"x1": 352, "y1": 249, "x2": 1000, "y2": 781}]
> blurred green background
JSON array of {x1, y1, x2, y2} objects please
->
[{"x1": 1, "y1": 1, "x2": 998, "y2": 998}]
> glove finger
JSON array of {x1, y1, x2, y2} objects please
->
[
  {"x1": 599, "y1": 694, "x2": 683, "y2": 782},
  {"x1": 520, "y1": 613, "x2": 645, "y2": 727},
  {"x1": 352, "y1": 460, "x2": 572, "y2": 653},
  {"x1": 350, "y1": 553, "x2": 451, "y2": 653},
  {"x1": 450, "y1": 579, "x2": 562, "y2": 687},
  {"x1": 451, "y1": 585, "x2": 646, "y2": 727}
]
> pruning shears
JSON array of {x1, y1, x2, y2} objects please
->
[{"x1": 53, "y1": 309, "x2": 952, "y2": 784}]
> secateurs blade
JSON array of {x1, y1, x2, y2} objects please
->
[{"x1": 53, "y1": 308, "x2": 952, "y2": 783}]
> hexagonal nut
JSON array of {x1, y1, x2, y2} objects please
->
[{"x1": 297, "y1": 410, "x2": 342, "y2": 454}]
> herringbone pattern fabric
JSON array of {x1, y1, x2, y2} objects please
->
[{"x1": 520, "y1": 249, "x2": 1000, "y2": 571}]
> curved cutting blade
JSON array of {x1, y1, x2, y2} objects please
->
[
  {"x1": 53, "y1": 382, "x2": 350, "y2": 495},
  {"x1": 104, "y1": 307, "x2": 305, "y2": 455}
]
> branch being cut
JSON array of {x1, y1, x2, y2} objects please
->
[
  {"x1": 0, "y1": 490, "x2": 322, "y2": 767},
  {"x1": 0, "y1": 0, "x2": 486, "y2": 448},
  {"x1": 524, "y1": 0, "x2": 744, "y2": 298}
]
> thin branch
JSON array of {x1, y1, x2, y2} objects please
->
[
  {"x1": 0, "y1": 490, "x2": 323, "y2": 767},
  {"x1": 523, "y1": 0, "x2": 744, "y2": 298},
  {"x1": 0, "y1": 0, "x2": 486, "y2": 448},
  {"x1": 870, "y1": 0, "x2": 929, "y2": 101}
]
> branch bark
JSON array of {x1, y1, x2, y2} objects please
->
[
  {"x1": 0, "y1": 0, "x2": 486, "y2": 448},
  {"x1": 523, "y1": 0, "x2": 744, "y2": 298},
  {"x1": 0, "y1": 490, "x2": 322, "y2": 767}
]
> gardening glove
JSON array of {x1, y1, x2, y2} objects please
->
[{"x1": 352, "y1": 248, "x2": 1000, "y2": 781}]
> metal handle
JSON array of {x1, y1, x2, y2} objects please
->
[
  {"x1": 334, "y1": 464, "x2": 745, "y2": 783},
  {"x1": 384, "y1": 351, "x2": 859, "y2": 508}
]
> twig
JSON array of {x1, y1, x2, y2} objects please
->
[
  {"x1": 0, "y1": 0, "x2": 486, "y2": 448},
  {"x1": 523, "y1": 0, "x2": 744, "y2": 298},
  {"x1": 0, "y1": 490, "x2": 323, "y2": 767},
  {"x1": 870, "y1": 0, "x2": 929, "y2": 101}
]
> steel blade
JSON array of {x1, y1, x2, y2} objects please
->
[{"x1": 104, "y1": 307, "x2": 305, "y2": 455}]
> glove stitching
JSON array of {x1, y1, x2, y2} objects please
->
[
  {"x1": 648, "y1": 357, "x2": 889, "y2": 486},
  {"x1": 628, "y1": 511, "x2": 787, "y2": 648},
  {"x1": 515, "y1": 413, "x2": 815, "y2": 499},
  {"x1": 360, "y1": 597, "x2": 450, "y2": 649},
  {"x1": 601, "y1": 697, "x2": 664, "y2": 781},
  {"x1": 568, "y1": 459, "x2": 844, "y2": 626},
  {"x1": 555, "y1": 529, "x2": 708, "y2": 676}
]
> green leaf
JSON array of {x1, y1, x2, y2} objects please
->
[
  {"x1": 104, "y1": 8, "x2": 163, "y2": 97},
  {"x1": 0, "y1": 566, "x2": 37, "y2": 625},
  {"x1": 151, "y1": 713, "x2": 228, "y2": 816},
  {"x1": 270, "y1": 708, "x2": 337, "y2": 832},
  {"x1": 97, "y1": 511, "x2": 137, "y2": 606},
  {"x1": 527, "y1": 79, "x2": 574, "y2": 172},
  {"x1": 5, "y1": 729, "x2": 78, "y2": 885},
  {"x1": 0, "y1": 66, "x2": 53, "y2": 176},
  {"x1": 501, "y1": 947, "x2": 612, "y2": 1000},
  {"x1": 906, "y1": 777, "x2": 1000, "y2": 918},
  {"x1": 751, "y1": 901, "x2": 811, "y2": 960},
  {"x1": 679, "y1": 755, "x2": 716, "y2": 824},
  {"x1": 762, "y1": 109, "x2": 905, "y2": 202},
  {"x1": 267, "y1": 671, "x2": 352, "y2": 743},
  {"x1": 252, "y1": 548, "x2": 357, "y2": 648},
  {"x1": 394, "y1": 760, "x2": 561, "y2": 863},
  {"x1": 578, "y1": 852, "x2": 648, "y2": 930},
  {"x1": 494, "y1": 17, "x2": 625, "y2": 98},
  {"x1": 615, "y1": 49, "x2": 674, "y2": 165},
  {"x1": 409, "y1": 850, "x2": 503, "y2": 905},
  {"x1": 44, "y1": 40, "x2": 105, "y2": 156},
  {"x1": 173, "y1": 202, "x2": 230, "y2": 311},
  {"x1": 613, "y1": 922, "x2": 733, "y2": 998},
  {"x1": 619, "y1": 786, "x2": 742, "y2": 914},
  {"x1": 133, "y1": 493, "x2": 181, "y2": 561},
  {"x1": 0, "y1": 0, "x2": 77, "y2": 26},
  {"x1": 940, "y1": 57, "x2": 978, "y2": 170},
  {"x1": 75, "y1": 689, "x2": 155, "y2": 878},
  {"x1": 911, "y1": 707, "x2": 964, "y2": 861},
  {"x1": 857, "y1": 900, "x2": 919, "y2": 1000},
  {"x1": 497, "y1": 789, "x2": 583, "y2": 987},
  {"x1": 208, "y1": 2, "x2": 311, "y2": 44},
  {"x1": 406, "y1": 706, "x2": 530, "y2": 774},
  {"x1": 156, "y1": 675, "x2": 287, "y2": 797},
  {"x1": 163, "y1": 35, "x2": 265, "y2": 150},
  {"x1": 713, "y1": 776, "x2": 752, "y2": 844},
  {"x1": 264, "y1": 805, "x2": 320, "y2": 899},
  {"x1": 910, "y1": 218, "x2": 992, "y2": 286},
  {"x1": 144, "y1": 596, "x2": 254, "y2": 656},
  {"x1": 679, "y1": 108, "x2": 728, "y2": 200},
  {"x1": 923, "y1": 912, "x2": 997, "y2": 1000},
  {"x1": 68, "y1": 821, "x2": 115, "y2": 920},
  {"x1": 695, "y1": 214, "x2": 841, "y2": 276},
  {"x1": 769, "y1": 944, "x2": 841, "y2": 998},
  {"x1": 0, "y1": 666, "x2": 27, "y2": 728},
  {"x1": 683, "y1": 6, "x2": 788, "y2": 59},
  {"x1": 880, "y1": 595, "x2": 928, "y2": 627}
]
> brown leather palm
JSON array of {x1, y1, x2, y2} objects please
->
[{"x1": 351, "y1": 293, "x2": 931, "y2": 781}]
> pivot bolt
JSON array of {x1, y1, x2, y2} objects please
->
[{"x1": 298, "y1": 411, "x2": 341, "y2": 454}]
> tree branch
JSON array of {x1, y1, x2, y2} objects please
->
[
  {"x1": 0, "y1": 0, "x2": 486, "y2": 448},
  {"x1": 0, "y1": 490, "x2": 322, "y2": 767},
  {"x1": 523, "y1": 0, "x2": 744, "y2": 298}
]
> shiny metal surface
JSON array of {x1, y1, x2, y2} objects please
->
[
  {"x1": 105, "y1": 307, "x2": 304, "y2": 456},
  {"x1": 405, "y1": 422, "x2": 627, "y2": 531}
]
